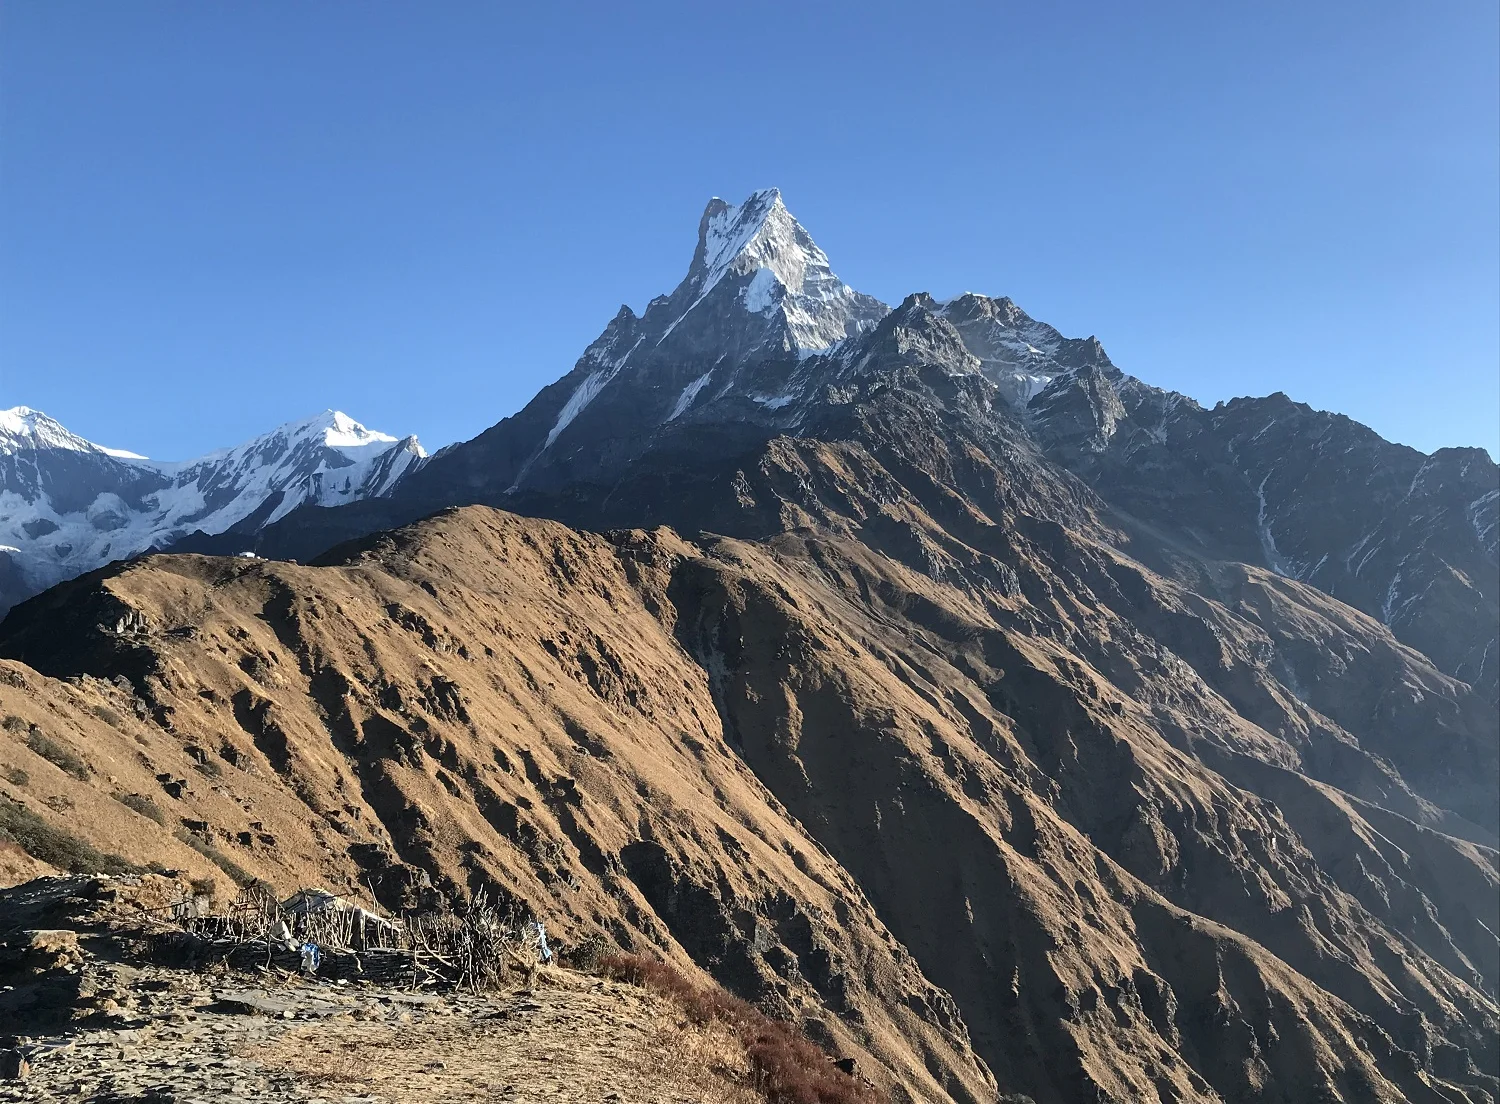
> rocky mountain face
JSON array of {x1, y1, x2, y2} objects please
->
[
  {"x1": 3, "y1": 191, "x2": 1496, "y2": 1103},
  {"x1": 2, "y1": 502, "x2": 1496, "y2": 1102},
  {"x1": 1023, "y1": 369, "x2": 1500, "y2": 708},
  {"x1": 0, "y1": 408, "x2": 425, "y2": 615},
  {"x1": 0, "y1": 516, "x2": 997, "y2": 1103}
]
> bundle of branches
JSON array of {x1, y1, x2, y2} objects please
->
[
  {"x1": 286, "y1": 895, "x2": 397, "y2": 951},
  {"x1": 179, "y1": 883, "x2": 406, "y2": 952},
  {"x1": 149, "y1": 882, "x2": 552, "y2": 993},
  {"x1": 407, "y1": 888, "x2": 540, "y2": 991},
  {"x1": 180, "y1": 881, "x2": 280, "y2": 942},
  {"x1": 148, "y1": 929, "x2": 414, "y2": 983}
]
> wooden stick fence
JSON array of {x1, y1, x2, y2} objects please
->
[{"x1": 154, "y1": 883, "x2": 545, "y2": 991}]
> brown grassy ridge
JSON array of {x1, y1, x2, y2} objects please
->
[{"x1": 599, "y1": 953, "x2": 885, "y2": 1104}]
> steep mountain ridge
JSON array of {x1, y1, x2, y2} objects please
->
[
  {"x1": 0, "y1": 512, "x2": 996, "y2": 1104},
  {"x1": 0, "y1": 408, "x2": 425, "y2": 614}
]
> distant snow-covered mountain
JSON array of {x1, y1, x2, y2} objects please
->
[
  {"x1": 377, "y1": 188, "x2": 1122, "y2": 505},
  {"x1": 0, "y1": 407, "x2": 424, "y2": 611}
]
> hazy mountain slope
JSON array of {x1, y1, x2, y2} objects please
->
[{"x1": 1024, "y1": 371, "x2": 1500, "y2": 704}]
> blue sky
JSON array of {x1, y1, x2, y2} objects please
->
[{"x1": 2, "y1": 1, "x2": 1496, "y2": 460}]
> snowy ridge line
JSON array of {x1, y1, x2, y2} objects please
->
[
  {"x1": 545, "y1": 368, "x2": 620, "y2": 450},
  {"x1": 0, "y1": 407, "x2": 425, "y2": 609},
  {"x1": 1, "y1": 406, "x2": 147, "y2": 460},
  {"x1": 1468, "y1": 489, "x2": 1499, "y2": 552},
  {"x1": 668, "y1": 371, "x2": 715, "y2": 421}
]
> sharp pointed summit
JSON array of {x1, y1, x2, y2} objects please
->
[
  {"x1": 408, "y1": 189, "x2": 892, "y2": 500},
  {"x1": 664, "y1": 188, "x2": 886, "y2": 352}
]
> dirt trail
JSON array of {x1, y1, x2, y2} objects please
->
[
  {"x1": 255, "y1": 973, "x2": 761, "y2": 1104},
  {"x1": 5, "y1": 967, "x2": 758, "y2": 1104}
]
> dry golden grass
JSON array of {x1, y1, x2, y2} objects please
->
[
  {"x1": 601, "y1": 954, "x2": 885, "y2": 1104},
  {"x1": 2, "y1": 499, "x2": 1493, "y2": 1104},
  {"x1": 291, "y1": 1046, "x2": 369, "y2": 1087}
]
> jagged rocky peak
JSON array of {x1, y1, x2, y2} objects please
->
[
  {"x1": 826, "y1": 290, "x2": 1121, "y2": 411},
  {"x1": 415, "y1": 196, "x2": 1157, "y2": 505},
  {"x1": 657, "y1": 188, "x2": 888, "y2": 354},
  {"x1": 691, "y1": 190, "x2": 847, "y2": 311},
  {"x1": 498, "y1": 189, "x2": 896, "y2": 478},
  {"x1": 929, "y1": 293, "x2": 1117, "y2": 407},
  {"x1": 837, "y1": 292, "x2": 982, "y2": 380}
]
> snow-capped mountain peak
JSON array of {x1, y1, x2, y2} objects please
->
[
  {"x1": 158, "y1": 410, "x2": 428, "y2": 523},
  {"x1": 1, "y1": 406, "x2": 146, "y2": 459},
  {"x1": 507, "y1": 190, "x2": 891, "y2": 484},
  {"x1": 663, "y1": 189, "x2": 887, "y2": 352},
  {"x1": 0, "y1": 406, "x2": 425, "y2": 613},
  {"x1": 285, "y1": 409, "x2": 412, "y2": 452},
  {"x1": 180, "y1": 410, "x2": 422, "y2": 468},
  {"x1": 690, "y1": 188, "x2": 809, "y2": 302}
]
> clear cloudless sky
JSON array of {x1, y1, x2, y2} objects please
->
[{"x1": 2, "y1": 1, "x2": 1496, "y2": 460}]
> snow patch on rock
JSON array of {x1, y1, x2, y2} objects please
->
[{"x1": 668, "y1": 372, "x2": 715, "y2": 421}]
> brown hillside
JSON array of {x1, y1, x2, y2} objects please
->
[
  {"x1": 0, "y1": 502, "x2": 1496, "y2": 1102},
  {"x1": 0, "y1": 511, "x2": 992, "y2": 1104}
]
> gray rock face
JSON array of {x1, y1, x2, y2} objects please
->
[
  {"x1": 1024, "y1": 371, "x2": 1500, "y2": 705},
  {"x1": 937, "y1": 291, "x2": 1114, "y2": 405}
]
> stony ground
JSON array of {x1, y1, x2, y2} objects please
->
[{"x1": 2, "y1": 963, "x2": 760, "y2": 1104}]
